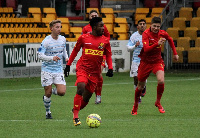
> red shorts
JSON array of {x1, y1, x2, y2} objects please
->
[
  {"x1": 75, "y1": 70, "x2": 99, "y2": 93},
  {"x1": 138, "y1": 61, "x2": 165, "y2": 82}
]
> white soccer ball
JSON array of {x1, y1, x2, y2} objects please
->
[{"x1": 86, "y1": 113, "x2": 101, "y2": 128}]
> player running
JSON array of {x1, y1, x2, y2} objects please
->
[
  {"x1": 82, "y1": 10, "x2": 110, "y2": 104},
  {"x1": 127, "y1": 19, "x2": 147, "y2": 103},
  {"x1": 38, "y1": 20, "x2": 68, "y2": 119},
  {"x1": 64, "y1": 17, "x2": 113, "y2": 126},
  {"x1": 131, "y1": 17, "x2": 179, "y2": 115}
]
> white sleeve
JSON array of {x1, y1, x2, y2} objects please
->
[
  {"x1": 63, "y1": 39, "x2": 68, "y2": 59},
  {"x1": 38, "y1": 52, "x2": 54, "y2": 61},
  {"x1": 127, "y1": 44, "x2": 136, "y2": 52},
  {"x1": 127, "y1": 37, "x2": 136, "y2": 52},
  {"x1": 37, "y1": 41, "x2": 54, "y2": 61},
  {"x1": 63, "y1": 47, "x2": 68, "y2": 59}
]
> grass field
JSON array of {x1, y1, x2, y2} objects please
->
[{"x1": 0, "y1": 72, "x2": 200, "y2": 138}]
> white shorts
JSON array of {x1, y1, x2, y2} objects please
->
[
  {"x1": 41, "y1": 71, "x2": 66, "y2": 87},
  {"x1": 130, "y1": 62, "x2": 140, "y2": 77}
]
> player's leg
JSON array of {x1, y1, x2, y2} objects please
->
[
  {"x1": 81, "y1": 89, "x2": 93, "y2": 110},
  {"x1": 43, "y1": 85, "x2": 53, "y2": 119},
  {"x1": 73, "y1": 82, "x2": 85, "y2": 118},
  {"x1": 130, "y1": 61, "x2": 138, "y2": 90},
  {"x1": 82, "y1": 77, "x2": 97, "y2": 109},
  {"x1": 132, "y1": 61, "x2": 150, "y2": 115},
  {"x1": 73, "y1": 83, "x2": 94, "y2": 126},
  {"x1": 133, "y1": 76, "x2": 138, "y2": 90},
  {"x1": 131, "y1": 81, "x2": 145, "y2": 115},
  {"x1": 53, "y1": 84, "x2": 66, "y2": 96},
  {"x1": 141, "y1": 80, "x2": 147, "y2": 97},
  {"x1": 41, "y1": 71, "x2": 53, "y2": 119},
  {"x1": 72, "y1": 71, "x2": 90, "y2": 126},
  {"x1": 73, "y1": 81, "x2": 90, "y2": 126},
  {"x1": 134, "y1": 76, "x2": 142, "y2": 103},
  {"x1": 153, "y1": 62, "x2": 165, "y2": 113},
  {"x1": 95, "y1": 65, "x2": 104, "y2": 104},
  {"x1": 155, "y1": 70, "x2": 165, "y2": 113},
  {"x1": 52, "y1": 73, "x2": 66, "y2": 96},
  {"x1": 130, "y1": 62, "x2": 141, "y2": 103},
  {"x1": 95, "y1": 76, "x2": 103, "y2": 104}
]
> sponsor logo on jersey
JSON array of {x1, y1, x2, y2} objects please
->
[{"x1": 85, "y1": 49, "x2": 103, "y2": 56}]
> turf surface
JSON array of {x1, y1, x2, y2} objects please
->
[{"x1": 0, "y1": 72, "x2": 200, "y2": 138}]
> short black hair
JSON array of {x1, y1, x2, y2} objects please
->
[
  {"x1": 138, "y1": 19, "x2": 146, "y2": 24},
  {"x1": 90, "y1": 17, "x2": 102, "y2": 28},
  {"x1": 89, "y1": 10, "x2": 98, "y2": 14},
  {"x1": 151, "y1": 16, "x2": 161, "y2": 24}
]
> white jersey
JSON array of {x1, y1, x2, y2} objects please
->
[
  {"x1": 127, "y1": 31, "x2": 143, "y2": 63},
  {"x1": 38, "y1": 35, "x2": 68, "y2": 73}
]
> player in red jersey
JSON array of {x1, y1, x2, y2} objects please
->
[
  {"x1": 82, "y1": 10, "x2": 110, "y2": 39},
  {"x1": 82, "y1": 10, "x2": 110, "y2": 104},
  {"x1": 131, "y1": 17, "x2": 179, "y2": 115},
  {"x1": 64, "y1": 17, "x2": 113, "y2": 126}
]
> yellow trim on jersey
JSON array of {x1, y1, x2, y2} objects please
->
[{"x1": 85, "y1": 49, "x2": 103, "y2": 56}]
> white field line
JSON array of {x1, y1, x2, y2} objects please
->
[
  {"x1": 0, "y1": 77, "x2": 200, "y2": 92},
  {"x1": 0, "y1": 118, "x2": 199, "y2": 122}
]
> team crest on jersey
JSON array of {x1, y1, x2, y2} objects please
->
[{"x1": 98, "y1": 43, "x2": 104, "y2": 49}]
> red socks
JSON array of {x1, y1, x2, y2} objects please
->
[
  {"x1": 73, "y1": 94, "x2": 82, "y2": 119},
  {"x1": 95, "y1": 76, "x2": 103, "y2": 96},
  {"x1": 133, "y1": 87, "x2": 142, "y2": 110},
  {"x1": 156, "y1": 83, "x2": 164, "y2": 104},
  {"x1": 73, "y1": 94, "x2": 89, "y2": 118}
]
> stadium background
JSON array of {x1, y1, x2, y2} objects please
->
[
  {"x1": 0, "y1": 1, "x2": 200, "y2": 137},
  {"x1": 0, "y1": 0, "x2": 200, "y2": 78}
]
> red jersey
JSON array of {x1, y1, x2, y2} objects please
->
[
  {"x1": 140, "y1": 28, "x2": 177, "y2": 63},
  {"x1": 67, "y1": 34, "x2": 113, "y2": 75},
  {"x1": 82, "y1": 24, "x2": 110, "y2": 40}
]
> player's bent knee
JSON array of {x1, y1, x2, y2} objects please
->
[
  {"x1": 157, "y1": 79, "x2": 164, "y2": 84},
  {"x1": 138, "y1": 86, "x2": 144, "y2": 90},
  {"x1": 137, "y1": 81, "x2": 145, "y2": 90},
  {"x1": 158, "y1": 81, "x2": 164, "y2": 84},
  {"x1": 57, "y1": 91, "x2": 66, "y2": 96}
]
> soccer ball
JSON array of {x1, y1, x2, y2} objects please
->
[{"x1": 86, "y1": 113, "x2": 101, "y2": 128}]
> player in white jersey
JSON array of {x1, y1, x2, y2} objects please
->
[
  {"x1": 38, "y1": 20, "x2": 69, "y2": 119},
  {"x1": 127, "y1": 19, "x2": 147, "y2": 103}
]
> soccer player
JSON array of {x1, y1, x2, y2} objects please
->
[
  {"x1": 64, "y1": 17, "x2": 113, "y2": 126},
  {"x1": 38, "y1": 20, "x2": 69, "y2": 119},
  {"x1": 83, "y1": 10, "x2": 110, "y2": 39},
  {"x1": 131, "y1": 17, "x2": 179, "y2": 115},
  {"x1": 82, "y1": 10, "x2": 110, "y2": 104},
  {"x1": 127, "y1": 19, "x2": 147, "y2": 103}
]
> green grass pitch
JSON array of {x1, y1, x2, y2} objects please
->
[{"x1": 0, "y1": 72, "x2": 200, "y2": 138}]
